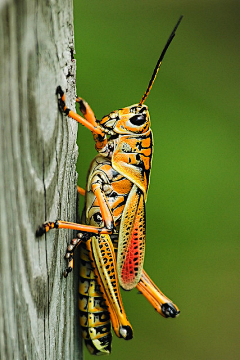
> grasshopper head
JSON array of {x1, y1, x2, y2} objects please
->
[
  {"x1": 98, "y1": 16, "x2": 183, "y2": 137},
  {"x1": 99, "y1": 104, "x2": 150, "y2": 135}
]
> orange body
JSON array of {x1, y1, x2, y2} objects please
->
[{"x1": 76, "y1": 101, "x2": 179, "y2": 354}]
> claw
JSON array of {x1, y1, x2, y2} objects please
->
[
  {"x1": 56, "y1": 86, "x2": 67, "y2": 113},
  {"x1": 56, "y1": 85, "x2": 64, "y2": 97},
  {"x1": 161, "y1": 303, "x2": 180, "y2": 318},
  {"x1": 36, "y1": 225, "x2": 46, "y2": 237},
  {"x1": 63, "y1": 266, "x2": 73, "y2": 278}
]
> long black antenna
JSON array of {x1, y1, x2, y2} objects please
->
[{"x1": 139, "y1": 15, "x2": 183, "y2": 106}]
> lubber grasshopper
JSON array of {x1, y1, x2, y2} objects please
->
[{"x1": 36, "y1": 16, "x2": 183, "y2": 355}]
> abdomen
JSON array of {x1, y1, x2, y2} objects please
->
[{"x1": 79, "y1": 241, "x2": 112, "y2": 355}]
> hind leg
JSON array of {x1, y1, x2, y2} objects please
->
[{"x1": 137, "y1": 269, "x2": 180, "y2": 318}]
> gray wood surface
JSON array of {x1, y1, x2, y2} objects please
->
[{"x1": 0, "y1": 1, "x2": 82, "y2": 359}]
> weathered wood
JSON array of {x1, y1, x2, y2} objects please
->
[{"x1": 0, "y1": 1, "x2": 82, "y2": 359}]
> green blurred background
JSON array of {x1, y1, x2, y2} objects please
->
[{"x1": 73, "y1": 1, "x2": 240, "y2": 359}]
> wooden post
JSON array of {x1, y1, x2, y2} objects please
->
[{"x1": 0, "y1": 1, "x2": 82, "y2": 359}]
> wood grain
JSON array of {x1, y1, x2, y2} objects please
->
[{"x1": 0, "y1": 0, "x2": 82, "y2": 359}]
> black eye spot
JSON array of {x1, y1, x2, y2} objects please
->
[
  {"x1": 92, "y1": 212, "x2": 102, "y2": 225},
  {"x1": 129, "y1": 114, "x2": 146, "y2": 126}
]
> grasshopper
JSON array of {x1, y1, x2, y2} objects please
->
[{"x1": 37, "y1": 16, "x2": 182, "y2": 355}]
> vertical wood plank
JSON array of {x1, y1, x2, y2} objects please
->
[{"x1": 0, "y1": 0, "x2": 82, "y2": 359}]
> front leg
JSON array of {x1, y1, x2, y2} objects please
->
[
  {"x1": 76, "y1": 95, "x2": 107, "y2": 151},
  {"x1": 56, "y1": 86, "x2": 103, "y2": 135},
  {"x1": 57, "y1": 86, "x2": 107, "y2": 150}
]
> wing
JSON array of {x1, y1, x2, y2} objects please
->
[{"x1": 117, "y1": 184, "x2": 146, "y2": 290}]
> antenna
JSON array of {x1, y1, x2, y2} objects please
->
[{"x1": 139, "y1": 15, "x2": 183, "y2": 106}]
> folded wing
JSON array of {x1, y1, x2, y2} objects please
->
[{"x1": 117, "y1": 184, "x2": 146, "y2": 290}]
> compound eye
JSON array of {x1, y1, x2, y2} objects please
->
[{"x1": 129, "y1": 113, "x2": 146, "y2": 126}]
